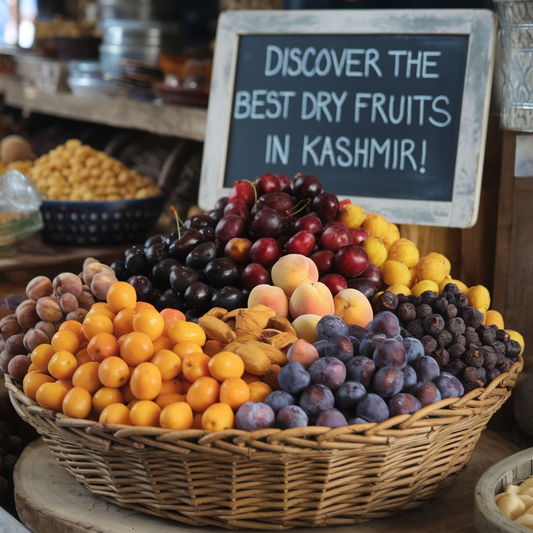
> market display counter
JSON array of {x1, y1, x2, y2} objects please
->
[{"x1": 14, "y1": 431, "x2": 519, "y2": 533}]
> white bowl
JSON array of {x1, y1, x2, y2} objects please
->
[{"x1": 475, "y1": 447, "x2": 533, "y2": 532}]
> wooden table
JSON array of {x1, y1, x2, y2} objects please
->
[{"x1": 13, "y1": 431, "x2": 520, "y2": 533}]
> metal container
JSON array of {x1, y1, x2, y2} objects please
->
[
  {"x1": 101, "y1": 19, "x2": 181, "y2": 47},
  {"x1": 494, "y1": 0, "x2": 533, "y2": 131}
]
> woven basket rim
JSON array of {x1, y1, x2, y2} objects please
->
[{"x1": 4, "y1": 353, "x2": 523, "y2": 450}]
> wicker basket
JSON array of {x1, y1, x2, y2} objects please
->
[{"x1": 5, "y1": 355, "x2": 523, "y2": 530}]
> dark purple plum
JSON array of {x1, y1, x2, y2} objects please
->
[
  {"x1": 299, "y1": 384, "x2": 335, "y2": 418},
  {"x1": 276, "y1": 405, "x2": 309, "y2": 429},
  {"x1": 433, "y1": 372, "x2": 465, "y2": 399},
  {"x1": 401, "y1": 365, "x2": 417, "y2": 392},
  {"x1": 368, "y1": 311, "x2": 401, "y2": 338},
  {"x1": 316, "y1": 408, "x2": 347, "y2": 428},
  {"x1": 359, "y1": 333, "x2": 387, "y2": 358},
  {"x1": 324, "y1": 335, "x2": 353, "y2": 362},
  {"x1": 403, "y1": 337, "x2": 425, "y2": 364},
  {"x1": 316, "y1": 314, "x2": 349, "y2": 341},
  {"x1": 413, "y1": 356, "x2": 440, "y2": 381},
  {"x1": 264, "y1": 390, "x2": 296, "y2": 414},
  {"x1": 356, "y1": 393, "x2": 390, "y2": 423},
  {"x1": 373, "y1": 339, "x2": 407, "y2": 369},
  {"x1": 235, "y1": 402, "x2": 275, "y2": 431},
  {"x1": 346, "y1": 278, "x2": 377, "y2": 299},
  {"x1": 308, "y1": 357, "x2": 346, "y2": 390},
  {"x1": 388, "y1": 393, "x2": 421, "y2": 417},
  {"x1": 277, "y1": 362, "x2": 311, "y2": 395},
  {"x1": 348, "y1": 336, "x2": 361, "y2": 355},
  {"x1": 348, "y1": 416, "x2": 370, "y2": 425},
  {"x1": 345, "y1": 356, "x2": 375, "y2": 388},
  {"x1": 314, "y1": 340, "x2": 328, "y2": 358},
  {"x1": 335, "y1": 380, "x2": 366, "y2": 410},
  {"x1": 347, "y1": 324, "x2": 370, "y2": 342},
  {"x1": 409, "y1": 380, "x2": 442, "y2": 407},
  {"x1": 372, "y1": 367, "x2": 404, "y2": 398}
]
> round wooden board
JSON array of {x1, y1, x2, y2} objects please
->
[{"x1": 14, "y1": 431, "x2": 520, "y2": 533}]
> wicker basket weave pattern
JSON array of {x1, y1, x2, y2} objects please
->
[{"x1": 5, "y1": 355, "x2": 522, "y2": 530}]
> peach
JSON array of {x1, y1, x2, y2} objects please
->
[
  {"x1": 289, "y1": 281, "x2": 334, "y2": 320},
  {"x1": 247, "y1": 284, "x2": 289, "y2": 318},
  {"x1": 291, "y1": 314, "x2": 321, "y2": 344},
  {"x1": 271, "y1": 254, "x2": 319, "y2": 298},
  {"x1": 333, "y1": 288, "x2": 373, "y2": 327},
  {"x1": 287, "y1": 339, "x2": 319, "y2": 369}
]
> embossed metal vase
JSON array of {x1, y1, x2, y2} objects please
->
[{"x1": 494, "y1": 0, "x2": 533, "y2": 130}]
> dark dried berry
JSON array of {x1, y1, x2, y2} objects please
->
[
  {"x1": 464, "y1": 346, "x2": 484, "y2": 368},
  {"x1": 476, "y1": 325, "x2": 496, "y2": 345},
  {"x1": 423, "y1": 314, "x2": 445, "y2": 336},
  {"x1": 407, "y1": 295, "x2": 418, "y2": 305},
  {"x1": 505, "y1": 340, "x2": 521, "y2": 360},
  {"x1": 376, "y1": 291, "x2": 399, "y2": 313},
  {"x1": 397, "y1": 293, "x2": 409, "y2": 306},
  {"x1": 497, "y1": 359, "x2": 511, "y2": 373},
  {"x1": 433, "y1": 348, "x2": 450, "y2": 368},
  {"x1": 463, "y1": 366, "x2": 487, "y2": 386},
  {"x1": 416, "y1": 304, "x2": 434, "y2": 320},
  {"x1": 490, "y1": 340, "x2": 506, "y2": 355},
  {"x1": 461, "y1": 306, "x2": 484, "y2": 329},
  {"x1": 464, "y1": 330, "x2": 481, "y2": 348},
  {"x1": 446, "y1": 317, "x2": 466, "y2": 337},
  {"x1": 481, "y1": 349, "x2": 498, "y2": 370},
  {"x1": 465, "y1": 326, "x2": 476, "y2": 333},
  {"x1": 448, "y1": 343, "x2": 466, "y2": 360},
  {"x1": 406, "y1": 318, "x2": 425, "y2": 339},
  {"x1": 437, "y1": 329, "x2": 453, "y2": 348},
  {"x1": 417, "y1": 290, "x2": 438, "y2": 307},
  {"x1": 496, "y1": 353, "x2": 507, "y2": 366},
  {"x1": 441, "y1": 292, "x2": 456, "y2": 305},
  {"x1": 443, "y1": 359, "x2": 467, "y2": 377},
  {"x1": 486, "y1": 368, "x2": 501, "y2": 382},
  {"x1": 442, "y1": 283, "x2": 460, "y2": 295},
  {"x1": 454, "y1": 293, "x2": 469, "y2": 310},
  {"x1": 462, "y1": 381, "x2": 480, "y2": 393},
  {"x1": 420, "y1": 335, "x2": 438, "y2": 355},
  {"x1": 442, "y1": 304, "x2": 458, "y2": 321},
  {"x1": 433, "y1": 297, "x2": 448, "y2": 315},
  {"x1": 398, "y1": 302, "x2": 416, "y2": 324},
  {"x1": 490, "y1": 324, "x2": 499, "y2": 331},
  {"x1": 454, "y1": 335, "x2": 466, "y2": 347},
  {"x1": 400, "y1": 327, "x2": 412, "y2": 338},
  {"x1": 495, "y1": 330, "x2": 510, "y2": 343}
]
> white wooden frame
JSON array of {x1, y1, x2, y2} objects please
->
[{"x1": 199, "y1": 9, "x2": 496, "y2": 228}]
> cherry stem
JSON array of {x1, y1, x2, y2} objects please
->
[
  {"x1": 286, "y1": 198, "x2": 310, "y2": 218},
  {"x1": 235, "y1": 179, "x2": 258, "y2": 205},
  {"x1": 170, "y1": 205, "x2": 184, "y2": 239}
]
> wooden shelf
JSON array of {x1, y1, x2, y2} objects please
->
[{"x1": 0, "y1": 77, "x2": 207, "y2": 141}]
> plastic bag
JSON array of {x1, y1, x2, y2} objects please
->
[{"x1": 0, "y1": 170, "x2": 43, "y2": 246}]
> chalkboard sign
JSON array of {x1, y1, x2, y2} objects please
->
[{"x1": 200, "y1": 9, "x2": 497, "y2": 228}]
